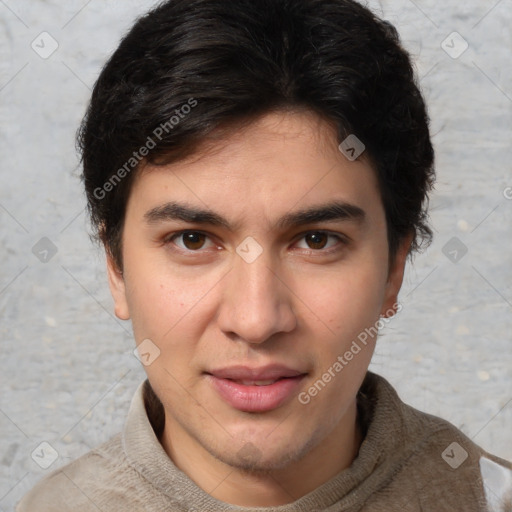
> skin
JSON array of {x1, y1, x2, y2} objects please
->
[{"x1": 107, "y1": 109, "x2": 411, "y2": 507}]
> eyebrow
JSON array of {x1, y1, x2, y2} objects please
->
[
  {"x1": 277, "y1": 201, "x2": 366, "y2": 229},
  {"x1": 144, "y1": 200, "x2": 366, "y2": 230},
  {"x1": 144, "y1": 202, "x2": 231, "y2": 228}
]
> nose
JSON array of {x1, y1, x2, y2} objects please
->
[{"x1": 216, "y1": 252, "x2": 297, "y2": 344}]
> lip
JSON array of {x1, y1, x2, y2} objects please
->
[{"x1": 206, "y1": 365, "x2": 307, "y2": 413}]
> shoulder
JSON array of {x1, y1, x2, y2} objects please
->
[
  {"x1": 364, "y1": 371, "x2": 510, "y2": 467},
  {"x1": 400, "y1": 394, "x2": 511, "y2": 472},
  {"x1": 400, "y1": 405, "x2": 511, "y2": 510},
  {"x1": 363, "y1": 372, "x2": 512, "y2": 510},
  {"x1": 16, "y1": 434, "x2": 148, "y2": 512}
]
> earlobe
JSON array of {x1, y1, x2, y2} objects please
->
[
  {"x1": 380, "y1": 234, "x2": 413, "y2": 317},
  {"x1": 106, "y1": 252, "x2": 130, "y2": 320}
]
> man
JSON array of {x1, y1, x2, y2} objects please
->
[{"x1": 17, "y1": 0, "x2": 511, "y2": 510}]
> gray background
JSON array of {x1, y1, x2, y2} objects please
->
[{"x1": 1, "y1": 0, "x2": 511, "y2": 509}]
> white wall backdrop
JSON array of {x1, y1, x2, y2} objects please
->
[{"x1": 1, "y1": 0, "x2": 511, "y2": 509}]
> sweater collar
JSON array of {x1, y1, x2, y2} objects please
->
[{"x1": 122, "y1": 372, "x2": 404, "y2": 511}]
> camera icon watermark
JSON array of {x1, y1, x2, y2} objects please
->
[
  {"x1": 32, "y1": 237, "x2": 58, "y2": 263},
  {"x1": 441, "y1": 32, "x2": 469, "y2": 60},
  {"x1": 442, "y1": 236, "x2": 468, "y2": 264},
  {"x1": 236, "y1": 236, "x2": 263, "y2": 264},
  {"x1": 31, "y1": 441, "x2": 59, "y2": 469},
  {"x1": 237, "y1": 442, "x2": 262, "y2": 464},
  {"x1": 338, "y1": 134, "x2": 366, "y2": 162},
  {"x1": 442, "y1": 441, "x2": 468, "y2": 469},
  {"x1": 133, "y1": 338, "x2": 161, "y2": 366},
  {"x1": 504, "y1": 187, "x2": 512, "y2": 200},
  {"x1": 31, "y1": 32, "x2": 59, "y2": 60}
]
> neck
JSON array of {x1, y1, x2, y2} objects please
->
[{"x1": 161, "y1": 400, "x2": 362, "y2": 507}]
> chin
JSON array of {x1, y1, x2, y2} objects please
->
[{"x1": 212, "y1": 430, "x2": 320, "y2": 475}]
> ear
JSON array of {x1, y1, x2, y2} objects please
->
[
  {"x1": 106, "y1": 251, "x2": 130, "y2": 320},
  {"x1": 380, "y1": 233, "x2": 413, "y2": 318}
]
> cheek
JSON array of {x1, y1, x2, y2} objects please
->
[
  {"x1": 295, "y1": 269, "x2": 387, "y2": 387},
  {"x1": 127, "y1": 276, "x2": 209, "y2": 390},
  {"x1": 125, "y1": 264, "x2": 222, "y2": 349},
  {"x1": 311, "y1": 266, "x2": 387, "y2": 335}
]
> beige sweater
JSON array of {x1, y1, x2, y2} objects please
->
[{"x1": 17, "y1": 372, "x2": 512, "y2": 511}]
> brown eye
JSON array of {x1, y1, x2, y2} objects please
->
[
  {"x1": 175, "y1": 232, "x2": 209, "y2": 251},
  {"x1": 296, "y1": 231, "x2": 344, "y2": 252},
  {"x1": 305, "y1": 232, "x2": 328, "y2": 250}
]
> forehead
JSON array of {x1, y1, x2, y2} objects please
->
[
  {"x1": 128, "y1": 110, "x2": 382, "y2": 226},
  {"x1": 139, "y1": 109, "x2": 341, "y2": 176}
]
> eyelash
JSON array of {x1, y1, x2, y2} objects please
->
[{"x1": 164, "y1": 230, "x2": 348, "y2": 254}]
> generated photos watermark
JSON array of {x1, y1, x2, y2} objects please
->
[
  {"x1": 298, "y1": 303, "x2": 402, "y2": 405},
  {"x1": 93, "y1": 97, "x2": 198, "y2": 200}
]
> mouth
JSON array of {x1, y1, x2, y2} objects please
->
[
  {"x1": 231, "y1": 379, "x2": 285, "y2": 386},
  {"x1": 205, "y1": 365, "x2": 307, "y2": 413}
]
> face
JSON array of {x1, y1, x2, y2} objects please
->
[{"x1": 108, "y1": 110, "x2": 408, "y2": 475}]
